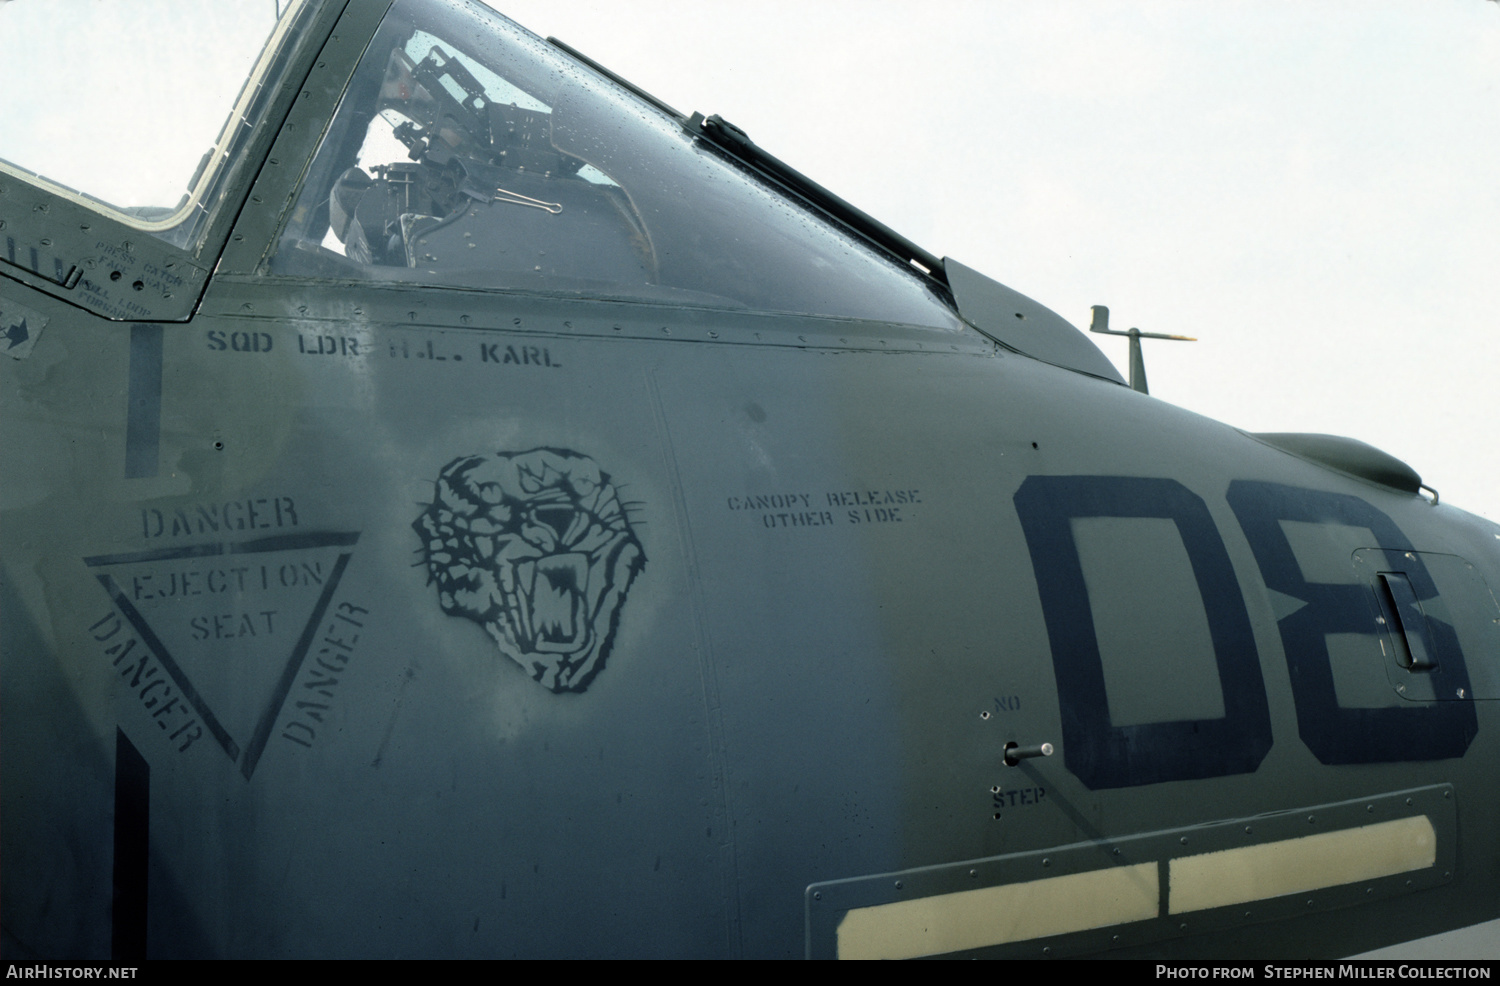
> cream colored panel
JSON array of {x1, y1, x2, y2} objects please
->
[
  {"x1": 836, "y1": 863, "x2": 1158, "y2": 960},
  {"x1": 1169, "y1": 816, "x2": 1436, "y2": 915}
]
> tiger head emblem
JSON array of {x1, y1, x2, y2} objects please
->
[{"x1": 414, "y1": 448, "x2": 644, "y2": 693}]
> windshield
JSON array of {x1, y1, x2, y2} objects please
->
[
  {"x1": 0, "y1": 0, "x2": 313, "y2": 251},
  {"x1": 271, "y1": 0, "x2": 962, "y2": 329}
]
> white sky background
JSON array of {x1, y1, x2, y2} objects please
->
[{"x1": 499, "y1": 0, "x2": 1500, "y2": 525}]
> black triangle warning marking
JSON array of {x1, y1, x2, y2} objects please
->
[{"x1": 85, "y1": 531, "x2": 360, "y2": 780}]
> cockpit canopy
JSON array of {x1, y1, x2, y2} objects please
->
[
  {"x1": 271, "y1": 0, "x2": 963, "y2": 328},
  {"x1": 0, "y1": 0, "x2": 312, "y2": 252},
  {"x1": 0, "y1": 0, "x2": 962, "y2": 329}
]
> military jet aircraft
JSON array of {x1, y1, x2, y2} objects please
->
[{"x1": 3, "y1": 0, "x2": 1499, "y2": 960}]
